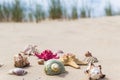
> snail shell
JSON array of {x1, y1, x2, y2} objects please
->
[
  {"x1": 8, "y1": 68, "x2": 27, "y2": 76},
  {"x1": 44, "y1": 59, "x2": 65, "y2": 75}
]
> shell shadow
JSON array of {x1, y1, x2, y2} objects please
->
[
  {"x1": 57, "y1": 71, "x2": 69, "y2": 78},
  {"x1": 99, "y1": 77, "x2": 109, "y2": 80}
]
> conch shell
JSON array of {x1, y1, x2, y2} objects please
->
[
  {"x1": 14, "y1": 53, "x2": 30, "y2": 68},
  {"x1": 44, "y1": 59, "x2": 65, "y2": 75},
  {"x1": 85, "y1": 63, "x2": 106, "y2": 80},
  {"x1": 60, "y1": 54, "x2": 87, "y2": 69},
  {"x1": 83, "y1": 51, "x2": 98, "y2": 63},
  {"x1": 8, "y1": 68, "x2": 27, "y2": 76}
]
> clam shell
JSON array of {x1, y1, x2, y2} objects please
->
[{"x1": 8, "y1": 68, "x2": 27, "y2": 76}]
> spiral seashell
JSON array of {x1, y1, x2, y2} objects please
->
[
  {"x1": 44, "y1": 59, "x2": 65, "y2": 75},
  {"x1": 8, "y1": 68, "x2": 27, "y2": 76}
]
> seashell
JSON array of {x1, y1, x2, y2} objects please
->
[
  {"x1": 83, "y1": 51, "x2": 98, "y2": 63},
  {"x1": 38, "y1": 59, "x2": 44, "y2": 65},
  {"x1": 84, "y1": 57, "x2": 98, "y2": 63},
  {"x1": 8, "y1": 68, "x2": 27, "y2": 76},
  {"x1": 14, "y1": 53, "x2": 30, "y2": 68},
  {"x1": 60, "y1": 54, "x2": 87, "y2": 69},
  {"x1": 56, "y1": 50, "x2": 64, "y2": 54},
  {"x1": 85, "y1": 63, "x2": 106, "y2": 80},
  {"x1": 22, "y1": 45, "x2": 39, "y2": 56},
  {"x1": 44, "y1": 59, "x2": 65, "y2": 75}
]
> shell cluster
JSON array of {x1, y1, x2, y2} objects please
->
[{"x1": 44, "y1": 59, "x2": 65, "y2": 75}]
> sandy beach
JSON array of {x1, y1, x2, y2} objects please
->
[{"x1": 0, "y1": 16, "x2": 120, "y2": 80}]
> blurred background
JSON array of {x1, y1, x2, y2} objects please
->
[{"x1": 0, "y1": 0, "x2": 120, "y2": 22}]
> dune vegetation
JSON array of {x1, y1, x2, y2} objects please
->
[{"x1": 0, "y1": 0, "x2": 119, "y2": 22}]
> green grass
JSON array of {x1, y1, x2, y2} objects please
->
[
  {"x1": 72, "y1": 6, "x2": 78, "y2": 19},
  {"x1": 34, "y1": 5, "x2": 45, "y2": 22},
  {"x1": 2, "y1": 3, "x2": 12, "y2": 21},
  {"x1": 105, "y1": 2, "x2": 112, "y2": 16},
  {"x1": 11, "y1": 0, "x2": 24, "y2": 22},
  {"x1": 0, "y1": 5, "x2": 4, "y2": 21},
  {"x1": 0, "y1": 0, "x2": 119, "y2": 22},
  {"x1": 80, "y1": 7, "x2": 87, "y2": 18},
  {"x1": 49, "y1": 0, "x2": 62, "y2": 19}
]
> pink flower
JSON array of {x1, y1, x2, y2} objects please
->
[{"x1": 34, "y1": 50, "x2": 59, "y2": 61}]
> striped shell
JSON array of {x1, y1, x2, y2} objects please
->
[
  {"x1": 44, "y1": 59, "x2": 65, "y2": 75},
  {"x1": 8, "y1": 68, "x2": 27, "y2": 76},
  {"x1": 83, "y1": 57, "x2": 98, "y2": 63}
]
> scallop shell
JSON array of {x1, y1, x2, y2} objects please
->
[
  {"x1": 83, "y1": 57, "x2": 98, "y2": 63},
  {"x1": 44, "y1": 59, "x2": 65, "y2": 75},
  {"x1": 8, "y1": 68, "x2": 27, "y2": 76}
]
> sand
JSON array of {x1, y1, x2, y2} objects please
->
[{"x1": 0, "y1": 16, "x2": 120, "y2": 80}]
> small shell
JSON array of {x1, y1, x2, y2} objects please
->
[
  {"x1": 8, "y1": 68, "x2": 27, "y2": 76},
  {"x1": 56, "y1": 50, "x2": 64, "y2": 54},
  {"x1": 83, "y1": 57, "x2": 98, "y2": 63},
  {"x1": 38, "y1": 59, "x2": 44, "y2": 65}
]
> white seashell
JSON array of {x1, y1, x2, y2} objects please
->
[
  {"x1": 90, "y1": 67, "x2": 101, "y2": 79},
  {"x1": 8, "y1": 68, "x2": 27, "y2": 76}
]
